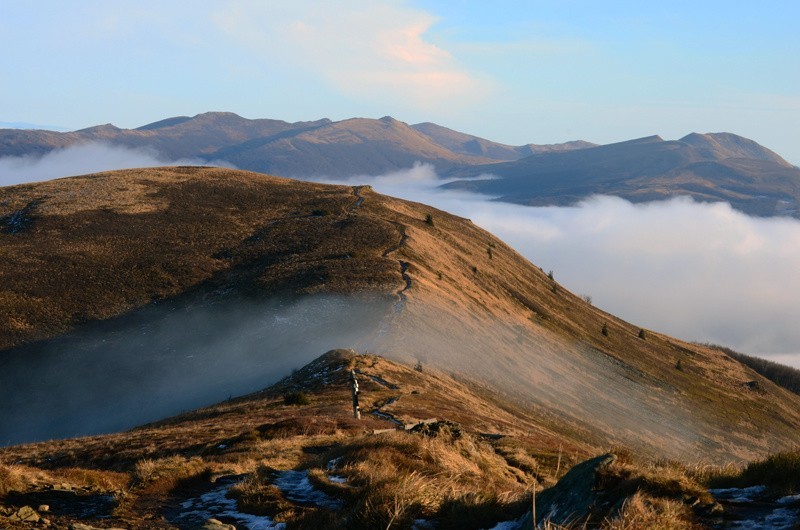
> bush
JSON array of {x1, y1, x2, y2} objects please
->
[
  {"x1": 601, "y1": 323, "x2": 609, "y2": 337},
  {"x1": 283, "y1": 391, "x2": 310, "y2": 406},
  {"x1": 425, "y1": 214, "x2": 434, "y2": 226},
  {"x1": 638, "y1": 329, "x2": 647, "y2": 340}
]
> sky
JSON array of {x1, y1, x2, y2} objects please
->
[{"x1": 1, "y1": 1, "x2": 799, "y2": 163}]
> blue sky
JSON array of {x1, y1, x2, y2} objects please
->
[{"x1": 2, "y1": 1, "x2": 798, "y2": 162}]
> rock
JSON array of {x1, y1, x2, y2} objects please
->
[
  {"x1": 518, "y1": 453, "x2": 617, "y2": 528},
  {"x1": 38, "y1": 504, "x2": 50, "y2": 512},
  {"x1": 10, "y1": 505, "x2": 40, "y2": 522},
  {"x1": 202, "y1": 518, "x2": 237, "y2": 529}
]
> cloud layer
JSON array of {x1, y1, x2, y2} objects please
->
[
  {"x1": 0, "y1": 142, "x2": 233, "y2": 187},
  {"x1": 321, "y1": 164, "x2": 800, "y2": 367},
  {"x1": 212, "y1": 1, "x2": 490, "y2": 112}
]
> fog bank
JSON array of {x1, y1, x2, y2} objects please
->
[
  {"x1": 0, "y1": 295, "x2": 389, "y2": 446},
  {"x1": 0, "y1": 142, "x2": 234, "y2": 187}
]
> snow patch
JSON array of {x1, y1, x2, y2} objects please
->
[
  {"x1": 177, "y1": 477, "x2": 285, "y2": 529},
  {"x1": 709, "y1": 485, "x2": 767, "y2": 502},
  {"x1": 274, "y1": 470, "x2": 343, "y2": 509}
]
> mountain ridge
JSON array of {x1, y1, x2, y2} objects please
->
[
  {"x1": 3, "y1": 112, "x2": 797, "y2": 218},
  {"x1": 444, "y1": 132, "x2": 800, "y2": 218}
]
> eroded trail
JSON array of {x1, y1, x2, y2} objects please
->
[{"x1": 350, "y1": 186, "x2": 411, "y2": 317}]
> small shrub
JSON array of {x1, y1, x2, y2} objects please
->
[
  {"x1": 601, "y1": 323, "x2": 609, "y2": 337},
  {"x1": 487, "y1": 247, "x2": 493, "y2": 260},
  {"x1": 675, "y1": 359, "x2": 683, "y2": 371},
  {"x1": 283, "y1": 391, "x2": 310, "y2": 406},
  {"x1": 638, "y1": 329, "x2": 647, "y2": 340},
  {"x1": 0, "y1": 463, "x2": 26, "y2": 495},
  {"x1": 471, "y1": 266, "x2": 478, "y2": 274},
  {"x1": 582, "y1": 294, "x2": 592, "y2": 305},
  {"x1": 547, "y1": 271, "x2": 554, "y2": 281},
  {"x1": 425, "y1": 214, "x2": 434, "y2": 226},
  {"x1": 414, "y1": 361, "x2": 424, "y2": 372}
]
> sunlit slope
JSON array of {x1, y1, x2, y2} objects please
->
[{"x1": 2, "y1": 166, "x2": 799, "y2": 460}]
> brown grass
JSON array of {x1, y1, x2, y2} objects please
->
[
  {"x1": 701, "y1": 449, "x2": 800, "y2": 495},
  {"x1": 604, "y1": 492, "x2": 697, "y2": 530},
  {"x1": 231, "y1": 430, "x2": 531, "y2": 530},
  {"x1": 0, "y1": 463, "x2": 26, "y2": 497},
  {"x1": 132, "y1": 455, "x2": 209, "y2": 488}
]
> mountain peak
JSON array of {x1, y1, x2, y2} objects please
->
[
  {"x1": 680, "y1": 132, "x2": 792, "y2": 167},
  {"x1": 76, "y1": 123, "x2": 121, "y2": 134}
]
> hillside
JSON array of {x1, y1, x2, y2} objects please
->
[
  {"x1": 2, "y1": 167, "x2": 800, "y2": 464},
  {"x1": 445, "y1": 133, "x2": 800, "y2": 218},
  {"x1": 2, "y1": 350, "x2": 798, "y2": 529}
]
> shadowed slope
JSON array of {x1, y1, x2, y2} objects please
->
[{"x1": 445, "y1": 133, "x2": 800, "y2": 218}]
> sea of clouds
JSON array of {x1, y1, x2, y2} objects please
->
[{"x1": 0, "y1": 142, "x2": 233, "y2": 187}]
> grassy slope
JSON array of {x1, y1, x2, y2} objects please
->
[
  {"x1": 0, "y1": 350, "x2": 587, "y2": 528},
  {"x1": 1, "y1": 167, "x2": 799, "y2": 463}
]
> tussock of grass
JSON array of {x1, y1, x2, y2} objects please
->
[
  {"x1": 704, "y1": 449, "x2": 800, "y2": 495},
  {"x1": 132, "y1": 455, "x2": 208, "y2": 488},
  {"x1": 0, "y1": 463, "x2": 26, "y2": 496},
  {"x1": 49, "y1": 467, "x2": 129, "y2": 491},
  {"x1": 605, "y1": 492, "x2": 696, "y2": 530}
]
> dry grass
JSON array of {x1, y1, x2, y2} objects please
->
[
  {"x1": 232, "y1": 430, "x2": 531, "y2": 530},
  {"x1": 700, "y1": 449, "x2": 800, "y2": 495},
  {"x1": 0, "y1": 463, "x2": 26, "y2": 497},
  {"x1": 132, "y1": 455, "x2": 208, "y2": 488},
  {"x1": 604, "y1": 492, "x2": 697, "y2": 530}
]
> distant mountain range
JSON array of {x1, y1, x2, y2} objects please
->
[
  {"x1": 445, "y1": 133, "x2": 800, "y2": 218},
  {"x1": 2, "y1": 112, "x2": 798, "y2": 218}
]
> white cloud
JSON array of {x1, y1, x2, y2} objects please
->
[
  {"x1": 325, "y1": 165, "x2": 800, "y2": 366},
  {"x1": 212, "y1": 1, "x2": 491, "y2": 111},
  {"x1": 0, "y1": 142, "x2": 234, "y2": 187}
]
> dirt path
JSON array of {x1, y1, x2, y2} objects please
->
[{"x1": 349, "y1": 185, "x2": 366, "y2": 212}]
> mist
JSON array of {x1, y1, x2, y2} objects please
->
[
  {"x1": 0, "y1": 142, "x2": 235, "y2": 187},
  {"x1": 0, "y1": 294, "x2": 390, "y2": 446},
  {"x1": 314, "y1": 163, "x2": 800, "y2": 369}
]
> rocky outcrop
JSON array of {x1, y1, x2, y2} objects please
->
[{"x1": 518, "y1": 454, "x2": 617, "y2": 528}]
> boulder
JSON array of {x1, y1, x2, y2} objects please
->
[
  {"x1": 9, "y1": 505, "x2": 40, "y2": 523},
  {"x1": 518, "y1": 453, "x2": 617, "y2": 528}
]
